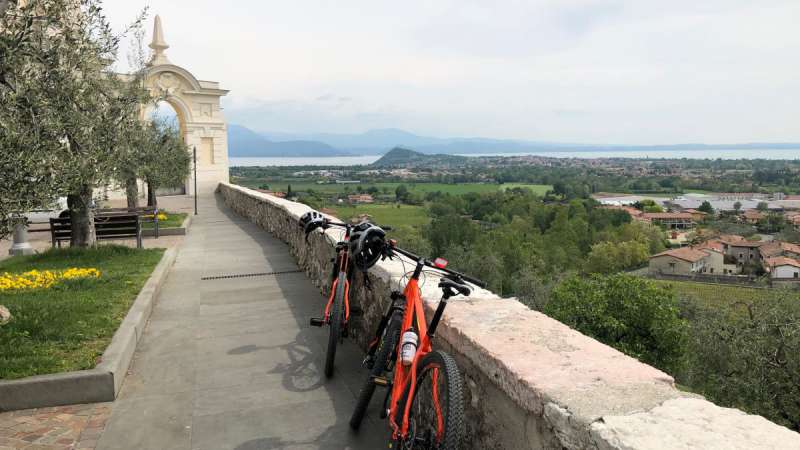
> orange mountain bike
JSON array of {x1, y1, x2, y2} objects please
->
[
  {"x1": 301, "y1": 210, "x2": 389, "y2": 378},
  {"x1": 349, "y1": 240, "x2": 485, "y2": 449}
]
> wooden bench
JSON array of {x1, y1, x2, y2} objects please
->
[
  {"x1": 96, "y1": 206, "x2": 160, "y2": 238},
  {"x1": 50, "y1": 214, "x2": 142, "y2": 249}
]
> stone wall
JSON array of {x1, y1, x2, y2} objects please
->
[{"x1": 218, "y1": 182, "x2": 800, "y2": 450}]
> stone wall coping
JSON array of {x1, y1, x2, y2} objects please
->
[{"x1": 220, "y1": 182, "x2": 800, "y2": 449}]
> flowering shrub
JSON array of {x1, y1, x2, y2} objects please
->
[
  {"x1": 156, "y1": 213, "x2": 168, "y2": 221},
  {"x1": 0, "y1": 268, "x2": 101, "y2": 292}
]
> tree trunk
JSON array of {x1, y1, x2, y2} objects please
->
[
  {"x1": 147, "y1": 182, "x2": 157, "y2": 209},
  {"x1": 125, "y1": 176, "x2": 139, "y2": 209},
  {"x1": 68, "y1": 184, "x2": 96, "y2": 247}
]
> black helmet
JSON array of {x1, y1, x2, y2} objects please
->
[
  {"x1": 349, "y1": 222, "x2": 387, "y2": 270},
  {"x1": 299, "y1": 210, "x2": 325, "y2": 234}
]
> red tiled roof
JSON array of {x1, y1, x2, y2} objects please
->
[
  {"x1": 698, "y1": 240, "x2": 725, "y2": 252},
  {"x1": 719, "y1": 234, "x2": 765, "y2": 247},
  {"x1": 651, "y1": 247, "x2": 710, "y2": 263},
  {"x1": 642, "y1": 213, "x2": 694, "y2": 220},
  {"x1": 718, "y1": 234, "x2": 745, "y2": 243},
  {"x1": 765, "y1": 256, "x2": 800, "y2": 269},
  {"x1": 684, "y1": 209, "x2": 708, "y2": 215},
  {"x1": 725, "y1": 240, "x2": 765, "y2": 248},
  {"x1": 760, "y1": 241, "x2": 800, "y2": 258},
  {"x1": 743, "y1": 210, "x2": 765, "y2": 219}
]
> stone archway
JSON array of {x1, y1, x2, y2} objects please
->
[{"x1": 141, "y1": 16, "x2": 230, "y2": 196}]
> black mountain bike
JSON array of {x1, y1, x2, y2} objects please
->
[{"x1": 301, "y1": 211, "x2": 389, "y2": 378}]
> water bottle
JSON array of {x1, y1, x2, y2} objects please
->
[{"x1": 401, "y1": 330, "x2": 419, "y2": 366}]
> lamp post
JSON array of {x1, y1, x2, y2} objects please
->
[{"x1": 193, "y1": 146, "x2": 198, "y2": 215}]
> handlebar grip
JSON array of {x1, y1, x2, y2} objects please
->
[{"x1": 459, "y1": 274, "x2": 486, "y2": 289}]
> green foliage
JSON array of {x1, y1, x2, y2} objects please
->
[
  {"x1": 679, "y1": 292, "x2": 800, "y2": 430},
  {"x1": 545, "y1": 274, "x2": 689, "y2": 374},
  {"x1": 709, "y1": 219, "x2": 757, "y2": 237},
  {"x1": 698, "y1": 200, "x2": 715, "y2": 215},
  {"x1": 0, "y1": 246, "x2": 164, "y2": 379},
  {"x1": 395, "y1": 184, "x2": 409, "y2": 203},
  {"x1": 585, "y1": 241, "x2": 649, "y2": 274},
  {"x1": 139, "y1": 119, "x2": 191, "y2": 194},
  {"x1": 0, "y1": 0, "x2": 148, "y2": 243},
  {"x1": 634, "y1": 199, "x2": 663, "y2": 213}
]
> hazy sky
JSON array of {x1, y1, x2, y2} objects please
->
[{"x1": 105, "y1": 0, "x2": 800, "y2": 144}]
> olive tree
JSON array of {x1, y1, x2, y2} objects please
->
[
  {"x1": 0, "y1": 0, "x2": 147, "y2": 245},
  {"x1": 139, "y1": 119, "x2": 191, "y2": 209}
]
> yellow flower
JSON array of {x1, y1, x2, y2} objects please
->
[{"x1": 0, "y1": 267, "x2": 101, "y2": 292}]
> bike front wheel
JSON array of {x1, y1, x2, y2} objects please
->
[
  {"x1": 395, "y1": 350, "x2": 465, "y2": 450},
  {"x1": 324, "y1": 273, "x2": 346, "y2": 378}
]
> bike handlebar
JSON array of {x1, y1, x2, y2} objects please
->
[
  {"x1": 319, "y1": 219, "x2": 392, "y2": 232},
  {"x1": 388, "y1": 243, "x2": 487, "y2": 289}
]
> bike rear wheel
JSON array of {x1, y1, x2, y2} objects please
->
[
  {"x1": 324, "y1": 273, "x2": 346, "y2": 378},
  {"x1": 349, "y1": 310, "x2": 402, "y2": 430},
  {"x1": 395, "y1": 350, "x2": 465, "y2": 450}
]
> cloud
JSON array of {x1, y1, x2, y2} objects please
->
[{"x1": 104, "y1": 0, "x2": 800, "y2": 144}]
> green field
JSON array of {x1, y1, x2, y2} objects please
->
[
  {"x1": 654, "y1": 279, "x2": 775, "y2": 311},
  {"x1": 328, "y1": 204, "x2": 429, "y2": 228},
  {"x1": 233, "y1": 179, "x2": 552, "y2": 196}
]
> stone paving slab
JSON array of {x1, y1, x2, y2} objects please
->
[{"x1": 94, "y1": 196, "x2": 389, "y2": 449}]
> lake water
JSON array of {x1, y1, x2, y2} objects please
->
[
  {"x1": 230, "y1": 156, "x2": 381, "y2": 166},
  {"x1": 230, "y1": 148, "x2": 799, "y2": 167}
]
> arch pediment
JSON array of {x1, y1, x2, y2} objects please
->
[{"x1": 146, "y1": 64, "x2": 203, "y2": 95}]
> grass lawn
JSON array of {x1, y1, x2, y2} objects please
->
[
  {"x1": 235, "y1": 180, "x2": 553, "y2": 196},
  {"x1": 0, "y1": 245, "x2": 164, "y2": 379},
  {"x1": 328, "y1": 204, "x2": 430, "y2": 228},
  {"x1": 142, "y1": 211, "x2": 188, "y2": 229}
]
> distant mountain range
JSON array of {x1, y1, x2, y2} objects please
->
[
  {"x1": 227, "y1": 123, "x2": 800, "y2": 157},
  {"x1": 227, "y1": 124, "x2": 353, "y2": 157}
]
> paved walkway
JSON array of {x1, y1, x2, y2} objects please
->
[{"x1": 95, "y1": 196, "x2": 388, "y2": 449}]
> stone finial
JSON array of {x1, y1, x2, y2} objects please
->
[{"x1": 149, "y1": 15, "x2": 171, "y2": 66}]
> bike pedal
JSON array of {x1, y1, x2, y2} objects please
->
[
  {"x1": 372, "y1": 376, "x2": 390, "y2": 387},
  {"x1": 309, "y1": 318, "x2": 325, "y2": 327}
]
